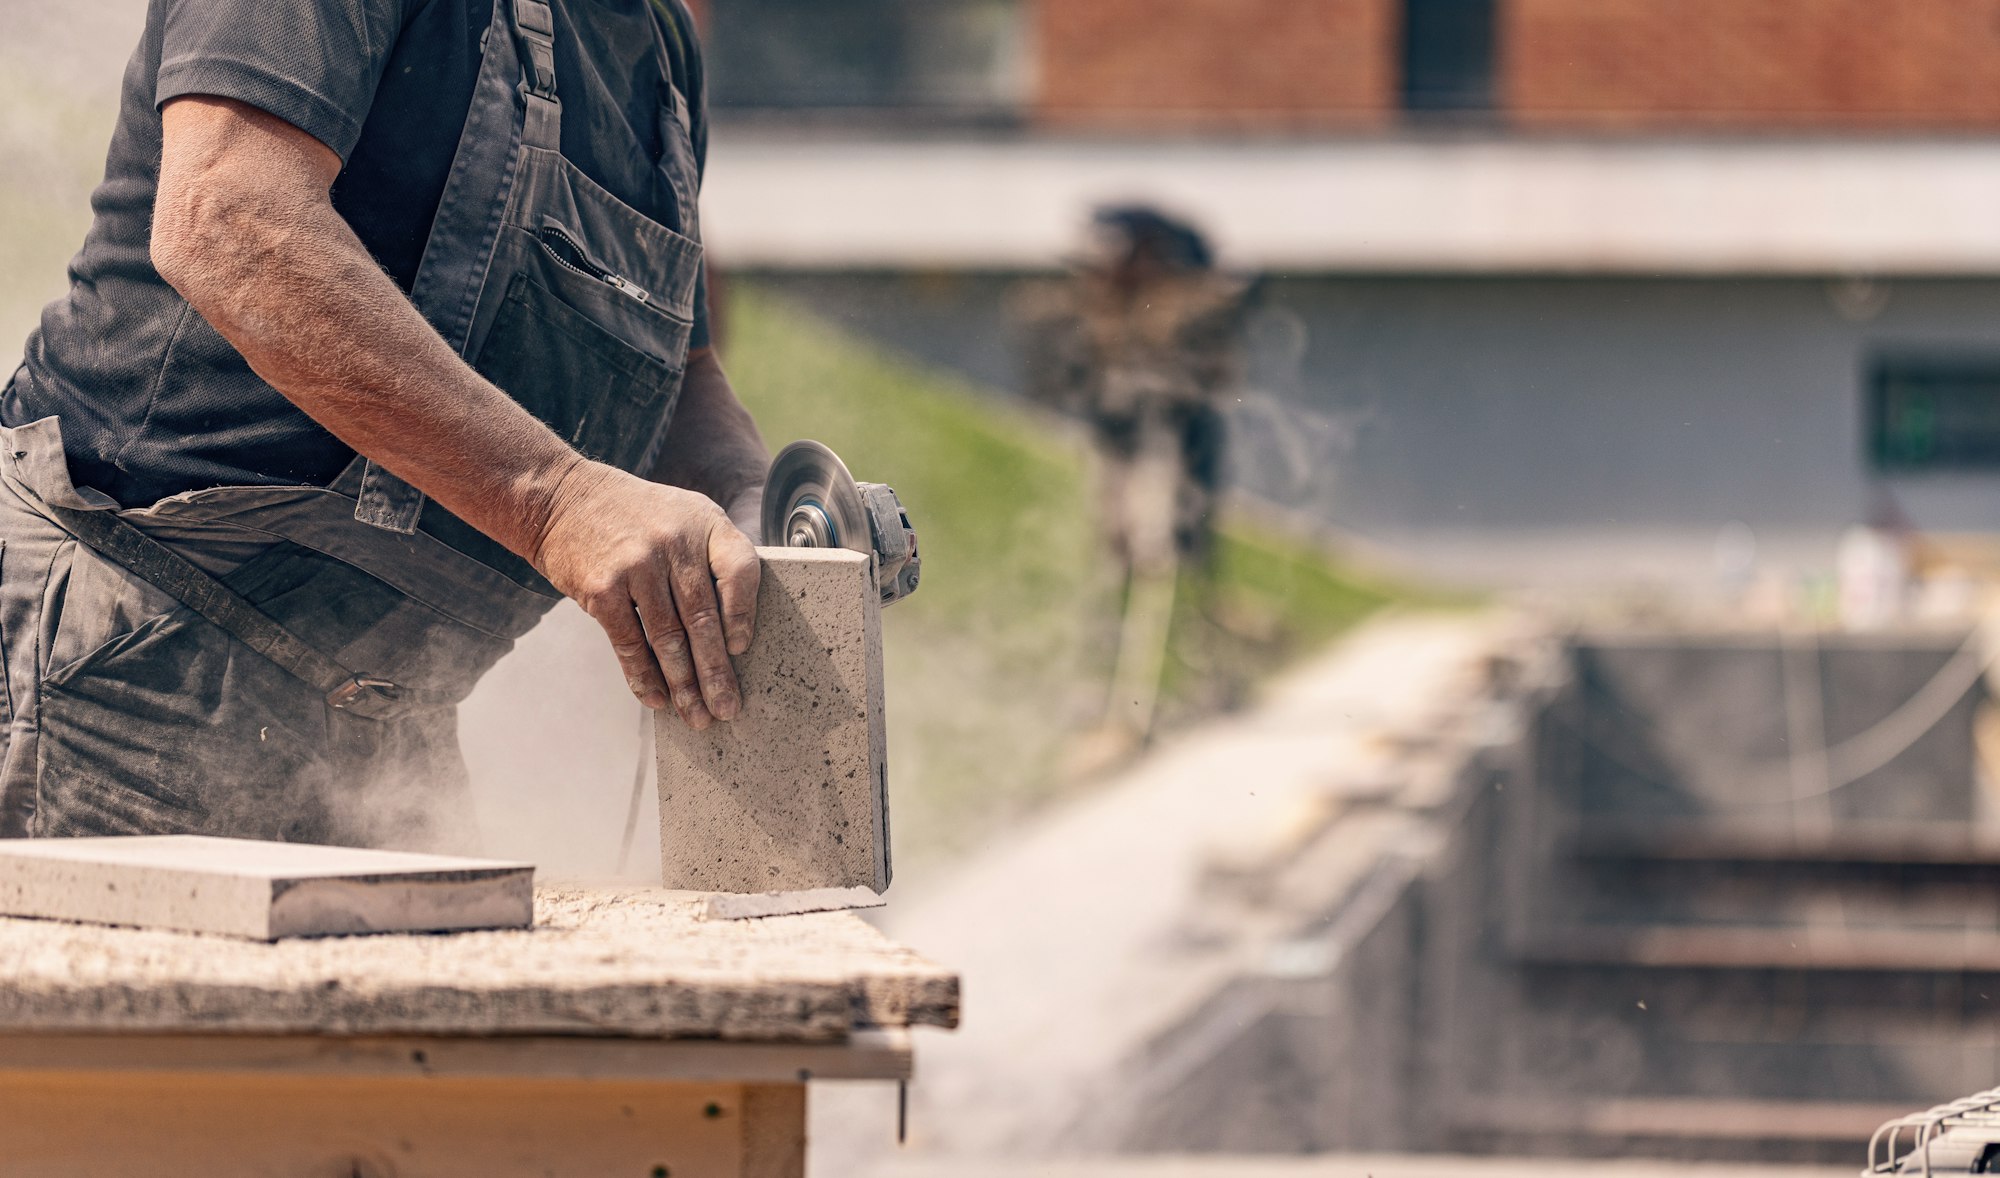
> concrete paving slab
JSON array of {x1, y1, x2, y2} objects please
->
[
  {"x1": 658, "y1": 548, "x2": 889, "y2": 895},
  {"x1": 697, "y1": 886, "x2": 887, "y2": 921},
  {"x1": 864, "y1": 1156, "x2": 1854, "y2": 1178},
  {"x1": 0, "y1": 835, "x2": 531, "y2": 940},
  {"x1": 0, "y1": 885, "x2": 957, "y2": 1038}
]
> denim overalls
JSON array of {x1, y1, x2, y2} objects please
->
[{"x1": 0, "y1": 0, "x2": 703, "y2": 847}]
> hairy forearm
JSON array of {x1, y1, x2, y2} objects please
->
[
  {"x1": 648, "y1": 347, "x2": 769, "y2": 530},
  {"x1": 152, "y1": 99, "x2": 580, "y2": 564}
]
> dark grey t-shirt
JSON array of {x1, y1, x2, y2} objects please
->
[{"x1": 4, "y1": 0, "x2": 709, "y2": 508}]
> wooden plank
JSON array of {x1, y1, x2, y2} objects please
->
[
  {"x1": 0, "y1": 886, "x2": 959, "y2": 1038},
  {"x1": 741, "y1": 1084, "x2": 808, "y2": 1178},
  {"x1": 0, "y1": 1073, "x2": 804, "y2": 1178},
  {"x1": 0, "y1": 1030, "x2": 911, "y2": 1082}
]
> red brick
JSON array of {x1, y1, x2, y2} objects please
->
[
  {"x1": 1504, "y1": 0, "x2": 2000, "y2": 130},
  {"x1": 1030, "y1": 0, "x2": 1400, "y2": 131}
]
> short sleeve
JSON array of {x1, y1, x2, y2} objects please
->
[{"x1": 156, "y1": 0, "x2": 409, "y2": 162}]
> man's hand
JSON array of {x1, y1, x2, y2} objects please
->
[{"x1": 533, "y1": 463, "x2": 759, "y2": 729}]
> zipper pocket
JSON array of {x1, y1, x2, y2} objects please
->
[{"x1": 537, "y1": 225, "x2": 651, "y2": 305}]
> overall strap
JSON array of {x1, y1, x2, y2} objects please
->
[
  {"x1": 514, "y1": 0, "x2": 562, "y2": 151},
  {"x1": 648, "y1": 0, "x2": 692, "y2": 86},
  {"x1": 355, "y1": 0, "x2": 564, "y2": 533},
  {"x1": 645, "y1": 0, "x2": 701, "y2": 239},
  {"x1": 46, "y1": 505, "x2": 445, "y2": 721}
]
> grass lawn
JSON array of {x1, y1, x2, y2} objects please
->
[{"x1": 723, "y1": 286, "x2": 1432, "y2": 864}]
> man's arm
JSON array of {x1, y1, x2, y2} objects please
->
[
  {"x1": 652, "y1": 347, "x2": 769, "y2": 540},
  {"x1": 150, "y1": 95, "x2": 754, "y2": 730}
]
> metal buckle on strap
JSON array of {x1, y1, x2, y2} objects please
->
[
  {"x1": 514, "y1": 0, "x2": 554, "y2": 37},
  {"x1": 514, "y1": 0, "x2": 559, "y2": 98},
  {"x1": 327, "y1": 676, "x2": 401, "y2": 711}
]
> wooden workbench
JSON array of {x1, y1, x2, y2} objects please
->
[{"x1": 0, "y1": 886, "x2": 959, "y2": 1177}]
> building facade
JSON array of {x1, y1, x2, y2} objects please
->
[
  {"x1": 692, "y1": 1, "x2": 2000, "y2": 588},
  {"x1": 695, "y1": 0, "x2": 2000, "y2": 132}
]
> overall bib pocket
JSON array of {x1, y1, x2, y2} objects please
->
[
  {"x1": 531, "y1": 155, "x2": 704, "y2": 326},
  {"x1": 656, "y1": 87, "x2": 701, "y2": 238},
  {"x1": 475, "y1": 264, "x2": 684, "y2": 472}
]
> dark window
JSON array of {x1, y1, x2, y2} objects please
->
[
  {"x1": 1401, "y1": 0, "x2": 1496, "y2": 114},
  {"x1": 706, "y1": 0, "x2": 1025, "y2": 117},
  {"x1": 1869, "y1": 356, "x2": 2000, "y2": 472}
]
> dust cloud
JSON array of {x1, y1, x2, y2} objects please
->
[{"x1": 458, "y1": 601, "x2": 662, "y2": 881}]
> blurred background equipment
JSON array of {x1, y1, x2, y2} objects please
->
[
  {"x1": 1017, "y1": 205, "x2": 1250, "y2": 743},
  {"x1": 1871, "y1": 1085, "x2": 2000, "y2": 1174},
  {"x1": 1020, "y1": 206, "x2": 1242, "y2": 578}
]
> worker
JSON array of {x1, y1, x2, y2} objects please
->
[
  {"x1": 0, "y1": 0, "x2": 767, "y2": 848},
  {"x1": 1020, "y1": 205, "x2": 1249, "y2": 581},
  {"x1": 1016, "y1": 206, "x2": 1249, "y2": 747}
]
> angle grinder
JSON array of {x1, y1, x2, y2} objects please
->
[{"x1": 761, "y1": 440, "x2": 920, "y2": 607}]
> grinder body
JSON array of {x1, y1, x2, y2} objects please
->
[{"x1": 762, "y1": 441, "x2": 919, "y2": 605}]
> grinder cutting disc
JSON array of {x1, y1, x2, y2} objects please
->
[{"x1": 763, "y1": 440, "x2": 871, "y2": 554}]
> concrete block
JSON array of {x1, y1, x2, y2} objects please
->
[
  {"x1": 0, "y1": 835, "x2": 532, "y2": 940},
  {"x1": 657, "y1": 547, "x2": 890, "y2": 894}
]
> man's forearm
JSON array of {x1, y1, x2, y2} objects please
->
[
  {"x1": 649, "y1": 347, "x2": 769, "y2": 534},
  {"x1": 152, "y1": 97, "x2": 580, "y2": 564}
]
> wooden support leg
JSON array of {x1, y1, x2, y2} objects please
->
[
  {"x1": 741, "y1": 1083, "x2": 808, "y2": 1178},
  {"x1": 0, "y1": 1070, "x2": 810, "y2": 1178}
]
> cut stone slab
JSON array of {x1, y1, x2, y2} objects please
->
[
  {"x1": 696, "y1": 886, "x2": 887, "y2": 921},
  {"x1": 0, "y1": 886, "x2": 958, "y2": 1038},
  {"x1": 658, "y1": 547, "x2": 890, "y2": 895},
  {"x1": 0, "y1": 835, "x2": 532, "y2": 941}
]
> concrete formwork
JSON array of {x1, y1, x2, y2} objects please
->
[{"x1": 1103, "y1": 627, "x2": 1994, "y2": 1163}]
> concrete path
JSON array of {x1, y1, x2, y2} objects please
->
[
  {"x1": 865, "y1": 1156, "x2": 1852, "y2": 1178},
  {"x1": 814, "y1": 610, "x2": 1511, "y2": 1169}
]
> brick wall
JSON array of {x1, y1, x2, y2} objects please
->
[
  {"x1": 1032, "y1": 0, "x2": 1399, "y2": 130},
  {"x1": 1504, "y1": 0, "x2": 2000, "y2": 130}
]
